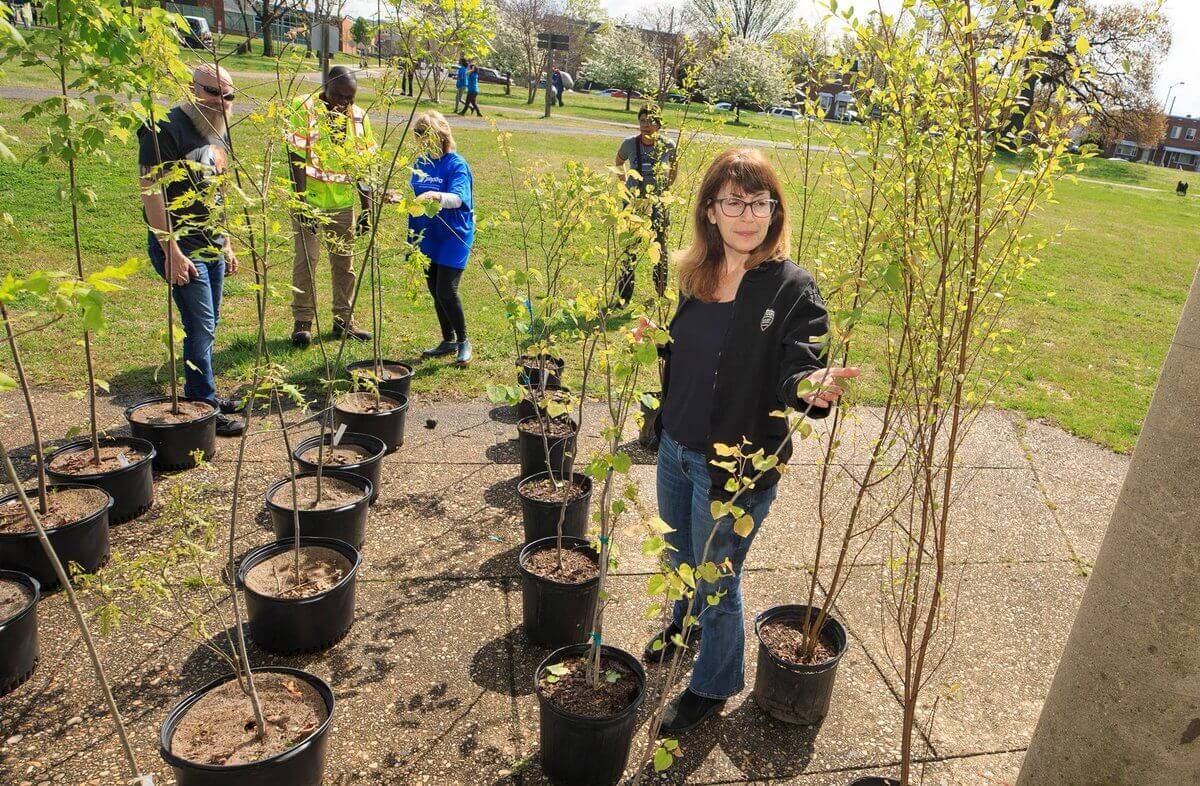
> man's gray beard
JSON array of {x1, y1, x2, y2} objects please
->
[{"x1": 181, "y1": 101, "x2": 227, "y2": 141}]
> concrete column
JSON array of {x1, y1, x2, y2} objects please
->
[{"x1": 1018, "y1": 264, "x2": 1200, "y2": 784}]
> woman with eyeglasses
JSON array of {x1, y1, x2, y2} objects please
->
[{"x1": 636, "y1": 148, "x2": 859, "y2": 734}]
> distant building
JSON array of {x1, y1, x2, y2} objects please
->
[
  {"x1": 164, "y1": 1, "x2": 357, "y2": 55},
  {"x1": 1106, "y1": 114, "x2": 1200, "y2": 172}
]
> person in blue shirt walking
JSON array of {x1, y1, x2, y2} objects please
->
[
  {"x1": 453, "y1": 58, "x2": 467, "y2": 114},
  {"x1": 410, "y1": 110, "x2": 475, "y2": 365},
  {"x1": 457, "y1": 62, "x2": 482, "y2": 117}
]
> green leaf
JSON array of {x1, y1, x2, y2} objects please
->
[
  {"x1": 653, "y1": 747, "x2": 673, "y2": 772},
  {"x1": 611, "y1": 451, "x2": 632, "y2": 473},
  {"x1": 545, "y1": 663, "x2": 570, "y2": 677},
  {"x1": 733, "y1": 514, "x2": 754, "y2": 538},
  {"x1": 604, "y1": 669, "x2": 621, "y2": 684},
  {"x1": 0, "y1": 371, "x2": 15, "y2": 392}
]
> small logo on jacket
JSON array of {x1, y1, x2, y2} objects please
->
[{"x1": 760, "y1": 308, "x2": 775, "y2": 331}]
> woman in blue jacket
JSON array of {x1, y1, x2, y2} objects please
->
[{"x1": 410, "y1": 110, "x2": 475, "y2": 365}]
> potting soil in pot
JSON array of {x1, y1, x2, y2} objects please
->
[
  {"x1": 519, "y1": 356, "x2": 560, "y2": 371},
  {"x1": 357, "y1": 362, "x2": 411, "y2": 381},
  {"x1": 338, "y1": 392, "x2": 400, "y2": 414},
  {"x1": 269, "y1": 476, "x2": 366, "y2": 511},
  {"x1": 169, "y1": 673, "x2": 328, "y2": 766},
  {"x1": 243, "y1": 546, "x2": 350, "y2": 600},
  {"x1": 759, "y1": 617, "x2": 839, "y2": 666},
  {"x1": 538, "y1": 655, "x2": 639, "y2": 717},
  {"x1": 522, "y1": 477, "x2": 586, "y2": 503},
  {"x1": 518, "y1": 417, "x2": 575, "y2": 439},
  {"x1": 0, "y1": 579, "x2": 30, "y2": 623},
  {"x1": 128, "y1": 400, "x2": 214, "y2": 425},
  {"x1": 0, "y1": 487, "x2": 108, "y2": 534},
  {"x1": 298, "y1": 443, "x2": 371, "y2": 467},
  {"x1": 522, "y1": 546, "x2": 598, "y2": 584},
  {"x1": 48, "y1": 445, "x2": 146, "y2": 474}
]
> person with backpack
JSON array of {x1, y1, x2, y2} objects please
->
[{"x1": 615, "y1": 104, "x2": 676, "y2": 303}]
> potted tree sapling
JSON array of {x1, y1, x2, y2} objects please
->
[
  {"x1": 850, "y1": 2, "x2": 1078, "y2": 783},
  {"x1": 2, "y1": 3, "x2": 169, "y2": 517},
  {"x1": 531, "y1": 172, "x2": 659, "y2": 786},
  {"x1": 331, "y1": 0, "x2": 496, "y2": 451},
  {"x1": 0, "y1": 267, "x2": 137, "y2": 589}
]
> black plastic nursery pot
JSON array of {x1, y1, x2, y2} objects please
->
[
  {"x1": 847, "y1": 778, "x2": 901, "y2": 786},
  {"x1": 518, "y1": 536, "x2": 599, "y2": 649},
  {"x1": 45, "y1": 436, "x2": 157, "y2": 524},
  {"x1": 536, "y1": 643, "x2": 647, "y2": 786},
  {"x1": 517, "y1": 472, "x2": 592, "y2": 544},
  {"x1": 516, "y1": 354, "x2": 565, "y2": 389},
  {"x1": 752, "y1": 604, "x2": 849, "y2": 726},
  {"x1": 292, "y1": 433, "x2": 386, "y2": 505},
  {"x1": 0, "y1": 570, "x2": 40, "y2": 696},
  {"x1": 332, "y1": 393, "x2": 408, "y2": 454},
  {"x1": 516, "y1": 382, "x2": 570, "y2": 422},
  {"x1": 517, "y1": 416, "x2": 577, "y2": 480},
  {"x1": 159, "y1": 666, "x2": 335, "y2": 786},
  {"x1": 0, "y1": 484, "x2": 112, "y2": 591},
  {"x1": 236, "y1": 537, "x2": 361, "y2": 654},
  {"x1": 265, "y1": 471, "x2": 373, "y2": 550},
  {"x1": 345, "y1": 359, "x2": 413, "y2": 401},
  {"x1": 124, "y1": 395, "x2": 218, "y2": 471}
]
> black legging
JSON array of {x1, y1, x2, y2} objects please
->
[
  {"x1": 459, "y1": 91, "x2": 482, "y2": 116},
  {"x1": 426, "y1": 263, "x2": 467, "y2": 341}
]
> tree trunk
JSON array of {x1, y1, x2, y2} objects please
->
[
  {"x1": 1017, "y1": 263, "x2": 1200, "y2": 785},
  {"x1": 261, "y1": 16, "x2": 274, "y2": 57},
  {"x1": 625, "y1": 90, "x2": 631, "y2": 112}
]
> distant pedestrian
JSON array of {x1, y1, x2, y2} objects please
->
[
  {"x1": 453, "y1": 57, "x2": 467, "y2": 114},
  {"x1": 552, "y1": 66, "x2": 565, "y2": 107},
  {"x1": 615, "y1": 104, "x2": 676, "y2": 303},
  {"x1": 457, "y1": 62, "x2": 482, "y2": 117},
  {"x1": 17, "y1": 1, "x2": 33, "y2": 28}
]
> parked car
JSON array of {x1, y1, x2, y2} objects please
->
[
  {"x1": 769, "y1": 107, "x2": 803, "y2": 120},
  {"x1": 713, "y1": 101, "x2": 732, "y2": 111},
  {"x1": 476, "y1": 66, "x2": 509, "y2": 86},
  {"x1": 181, "y1": 15, "x2": 212, "y2": 50}
]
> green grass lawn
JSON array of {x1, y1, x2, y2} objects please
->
[{"x1": 0, "y1": 90, "x2": 1197, "y2": 453}]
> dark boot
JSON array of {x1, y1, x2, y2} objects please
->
[
  {"x1": 214, "y1": 414, "x2": 247, "y2": 437},
  {"x1": 643, "y1": 622, "x2": 701, "y2": 663},
  {"x1": 660, "y1": 688, "x2": 726, "y2": 735},
  {"x1": 422, "y1": 338, "x2": 458, "y2": 358},
  {"x1": 291, "y1": 320, "x2": 313, "y2": 348},
  {"x1": 332, "y1": 318, "x2": 371, "y2": 341}
]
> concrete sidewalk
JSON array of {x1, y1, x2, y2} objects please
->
[{"x1": 0, "y1": 391, "x2": 1123, "y2": 785}]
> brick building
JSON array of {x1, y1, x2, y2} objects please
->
[{"x1": 1107, "y1": 114, "x2": 1200, "y2": 172}]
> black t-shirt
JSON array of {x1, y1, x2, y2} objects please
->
[
  {"x1": 661, "y1": 299, "x2": 736, "y2": 452},
  {"x1": 137, "y1": 106, "x2": 229, "y2": 258}
]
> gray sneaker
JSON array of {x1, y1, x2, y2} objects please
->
[{"x1": 455, "y1": 339, "x2": 473, "y2": 366}]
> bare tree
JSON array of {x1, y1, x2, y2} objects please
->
[
  {"x1": 249, "y1": 0, "x2": 304, "y2": 57},
  {"x1": 499, "y1": 0, "x2": 560, "y2": 104},
  {"x1": 686, "y1": 0, "x2": 794, "y2": 41}
]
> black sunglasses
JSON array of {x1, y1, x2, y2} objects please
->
[{"x1": 199, "y1": 84, "x2": 236, "y2": 102}]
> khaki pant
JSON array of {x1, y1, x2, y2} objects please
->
[{"x1": 292, "y1": 207, "x2": 356, "y2": 323}]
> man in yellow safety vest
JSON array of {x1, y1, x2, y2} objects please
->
[{"x1": 284, "y1": 66, "x2": 378, "y2": 347}]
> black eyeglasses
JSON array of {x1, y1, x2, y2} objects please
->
[
  {"x1": 198, "y1": 84, "x2": 236, "y2": 102},
  {"x1": 713, "y1": 197, "x2": 778, "y2": 218}
]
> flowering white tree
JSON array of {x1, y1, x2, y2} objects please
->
[
  {"x1": 580, "y1": 25, "x2": 655, "y2": 111},
  {"x1": 698, "y1": 35, "x2": 792, "y2": 121}
]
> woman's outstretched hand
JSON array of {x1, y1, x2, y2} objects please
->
[
  {"x1": 800, "y1": 367, "x2": 860, "y2": 409},
  {"x1": 633, "y1": 315, "x2": 658, "y2": 342}
]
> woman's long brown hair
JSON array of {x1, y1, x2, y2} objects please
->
[{"x1": 676, "y1": 148, "x2": 791, "y2": 302}]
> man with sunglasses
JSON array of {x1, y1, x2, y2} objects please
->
[
  {"x1": 284, "y1": 66, "x2": 377, "y2": 347},
  {"x1": 615, "y1": 104, "x2": 677, "y2": 305},
  {"x1": 138, "y1": 64, "x2": 246, "y2": 437}
]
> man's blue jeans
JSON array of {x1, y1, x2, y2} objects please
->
[
  {"x1": 147, "y1": 232, "x2": 225, "y2": 405},
  {"x1": 656, "y1": 430, "x2": 779, "y2": 700}
]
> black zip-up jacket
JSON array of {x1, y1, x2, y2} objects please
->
[{"x1": 655, "y1": 259, "x2": 830, "y2": 501}]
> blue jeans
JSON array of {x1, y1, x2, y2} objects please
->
[
  {"x1": 148, "y1": 232, "x2": 225, "y2": 405},
  {"x1": 656, "y1": 430, "x2": 779, "y2": 699}
]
